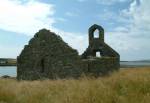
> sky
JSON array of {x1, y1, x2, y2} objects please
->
[{"x1": 0, "y1": 0, "x2": 150, "y2": 61}]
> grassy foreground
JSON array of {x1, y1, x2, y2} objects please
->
[{"x1": 0, "y1": 67, "x2": 150, "y2": 103}]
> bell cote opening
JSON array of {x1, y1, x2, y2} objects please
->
[{"x1": 94, "y1": 29, "x2": 99, "y2": 38}]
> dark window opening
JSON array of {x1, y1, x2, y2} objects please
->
[
  {"x1": 94, "y1": 29, "x2": 99, "y2": 38},
  {"x1": 41, "y1": 59, "x2": 45, "y2": 73},
  {"x1": 87, "y1": 63, "x2": 90, "y2": 72}
]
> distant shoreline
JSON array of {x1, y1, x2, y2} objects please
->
[
  {"x1": 0, "y1": 64, "x2": 16, "y2": 66},
  {"x1": 120, "y1": 65, "x2": 150, "y2": 68},
  {"x1": 0, "y1": 59, "x2": 150, "y2": 68},
  {"x1": 0, "y1": 58, "x2": 16, "y2": 66}
]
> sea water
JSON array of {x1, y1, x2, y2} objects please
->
[
  {"x1": 0, "y1": 61, "x2": 150, "y2": 77},
  {"x1": 0, "y1": 66, "x2": 16, "y2": 77},
  {"x1": 120, "y1": 61, "x2": 150, "y2": 67}
]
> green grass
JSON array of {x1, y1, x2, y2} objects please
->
[{"x1": 0, "y1": 67, "x2": 150, "y2": 103}]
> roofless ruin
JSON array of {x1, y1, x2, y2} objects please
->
[{"x1": 17, "y1": 24, "x2": 120, "y2": 80}]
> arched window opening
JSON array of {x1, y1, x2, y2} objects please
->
[
  {"x1": 94, "y1": 29, "x2": 99, "y2": 38},
  {"x1": 96, "y1": 51, "x2": 101, "y2": 57}
]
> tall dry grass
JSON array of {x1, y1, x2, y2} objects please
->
[{"x1": 0, "y1": 67, "x2": 150, "y2": 103}]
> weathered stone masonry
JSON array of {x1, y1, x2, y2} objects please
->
[
  {"x1": 81, "y1": 24, "x2": 120, "y2": 76},
  {"x1": 17, "y1": 29, "x2": 83, "y2": 80},
  {"x1": 17, "y1": 24, "x2": 120, "y2": 80}
]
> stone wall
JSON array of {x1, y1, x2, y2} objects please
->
[
  {"x1": 81, "y1": 24, "x2": 120, "y2": 76},
  {"x1": 17, "y1": 24, "x2": 120, "y2": 80},
  {"x1": 17, "y1": 29, "x2": 83, "y2": 80},
  {"x1": 81, "y1": 57, "x2": 120, "y2": 76}
]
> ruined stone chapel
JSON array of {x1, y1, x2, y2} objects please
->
[{"x1": 17, "y1": 24, "x2": 120, "y2": 80}]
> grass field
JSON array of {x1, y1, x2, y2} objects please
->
[{"x1": 0, "y1": 67, "x2": 150, "y2": 103}]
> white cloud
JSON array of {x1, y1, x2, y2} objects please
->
[
  {"x1": 77, "y1": 0, "x2": 87, "y2": 2},
  {"x1": 61, "y1": 0, "x2": 150, "y2": 60},
  {"x1": 51, "y1": 28, "x2": 88, "y2": 54},
  {"x1": 118, "y1": 0, "x2": 150, "y2": 38},
  {"x1": 1, "y1": 0, "x2": 150, "y2": 60},
  {"x1": 65, "y1": 12, "x2": 79, "y2": 17},
  {"x1": 96, "y1": 0, "x2": 131, "y2": 5},
  {"x1": 0, "y1": 0, "x2": 55, "y2": 35},
  {"x1": 104, "y1": 0, "x2": 150, "y2": 60},
  {"x1": 0, "y1": 0, "x2": 87, "y2": 57},
  {"x1": 56, "y1": 17, "x2": 67, "y2": 22}
]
